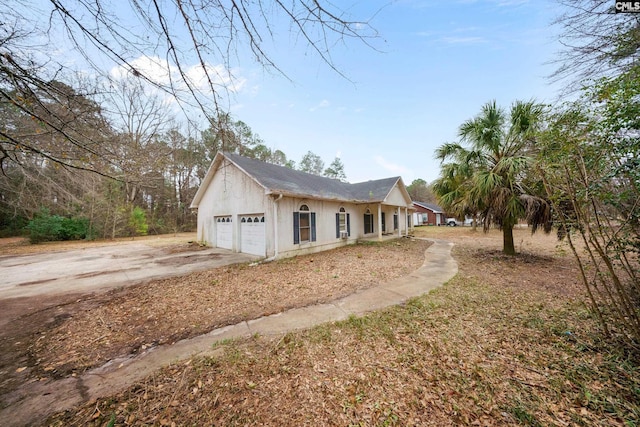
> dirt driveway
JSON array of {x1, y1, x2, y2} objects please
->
[
  {"x1": 0, "y1": 240, "x2": 256, "y2": 300},
  {"x1": 0, "y1": 235, "x2": 257, "y2": 331}
]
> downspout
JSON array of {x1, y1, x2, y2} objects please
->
[{"x1": 263, "y1": 193, "x2": 283, "y2": 262}]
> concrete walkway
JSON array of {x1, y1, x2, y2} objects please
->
[{"x1": 3, "y1": 238, "x2": 457, "y2": 427}]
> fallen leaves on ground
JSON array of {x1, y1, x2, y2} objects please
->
[
  {"x1": 28, "y1": 238, "x2": 430, "y2": 379},
  {"x1": 45, "y1": 227, "x2": 640, "y2": 427}
]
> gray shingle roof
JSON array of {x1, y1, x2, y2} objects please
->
[
  {"x1": 225, "y1": 152, "x2": 402, "y2": 203},
  {"x1": 413, "y1": 201, "x2": 444, "y2": 212}
]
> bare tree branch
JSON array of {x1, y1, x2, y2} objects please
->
[
  {"x1": 0, "y1": 0, "x2": 380, "y2": 177},
  {"x1": 551, "y1": 0, "x2": 640, "y2": 93}
]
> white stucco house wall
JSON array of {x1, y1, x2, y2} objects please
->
[{"x1": 190, "y1": 152, "x2": 415, "y2": 259}]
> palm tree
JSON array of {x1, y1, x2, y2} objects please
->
[{"x1": 432, "y1": 100, "x2": 552, "y2": 255}]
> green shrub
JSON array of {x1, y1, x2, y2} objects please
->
[
  {"x1": 128, "y1": 207, "x2": 148, "y2": 236},
  {"x1": 60, "y1": 216, "x2": 90, "y2": 240},
  {"x1": 26, "y1": 208, "x2": 91, "y2": 243},
  {"x1": 0, "y1": 213, "x2": 29, "y2": 237}
]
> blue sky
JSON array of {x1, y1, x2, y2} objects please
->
[
  {"x1": 30, "y1": 0, "x2": 565, "y2": 185},
  {"x1": 220, "y1": 0, "x2": 563, "y2": 184}
]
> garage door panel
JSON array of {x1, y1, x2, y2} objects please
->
[
  {"x1": 216, "y1": 216, "x2": 233, "y2": 250},
  {"x1": 240, "y1": 215, "x2": 265, "y2": 256}
]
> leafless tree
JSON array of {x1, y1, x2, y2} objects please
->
[
  {"x1": 102, "y1": 77, "x2": 172, "y2": 207},
  {"x1": 0, "y1": 0, "x2": 379, "y2": 175},
  {"x1": 551, "y1": 0, "x2": 640, "y2": 92}
]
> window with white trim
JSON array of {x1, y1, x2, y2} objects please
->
[
  {"x1": 336, "y1": 207, "x2": 350, "y2": 238},
  {"x1": 293, "y1": 204, "x2": 316, "y2": 244},
  {"x1": 299, "y1": 204, "x2": 310, "y2": 242}
]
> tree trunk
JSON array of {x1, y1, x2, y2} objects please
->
[{"x1": 503, "y1": 225, "x2": 516, "y2": 255}]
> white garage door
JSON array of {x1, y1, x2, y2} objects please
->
[
  {"x1": 215, "y1": 216, "x2": 233, "y2": 250},
  {"x1": 240, "y1": 215, "x2": 265, "y2": 256}
]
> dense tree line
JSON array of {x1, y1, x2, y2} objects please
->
[
  {"x1": 0, "y1": 80, "x2": 263, "y2": 239},
  {"x1": 1, "y1": 0, "x2": 372, "y2": 240},
  {"x1": 0, "y1": 81, "x2": 349, "y2": 240}
]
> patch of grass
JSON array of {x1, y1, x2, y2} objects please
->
[
  {"x1": 307, "y1": 323, "x2": 334, "y2": 344},
  {"x1": 508, "y1": 403, "x2": 542, "y2": 426},
  {"x1": 211, "y1": 337, "x2": 235, "y2": 348}
]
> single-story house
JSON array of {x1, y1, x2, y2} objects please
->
[
  {"x1": 412, "y1": 201, "x2": 445, "y2": 226},
  {"x1": 190, "y1": 152, "x2": 414, "y2": 259}
]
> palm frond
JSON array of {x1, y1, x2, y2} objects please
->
[
  {"x1": 493, "y1": 155, "x2": 529, "y2": 177},
  {"x1": 520, "y1": 194, "x2": 553, "y2": 234},
  {"x1": 472, "y1": 170, "x2": 503, "y2": 199},
  {"x1": 434, "y1": 142, "x2": 467, "y2": 163}
]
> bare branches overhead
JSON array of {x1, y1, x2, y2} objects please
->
[
  {"x1": 0, "y1": 0, "x2": 379, "y2": 174},
  {"x1": 551, "y1": 0, "x2": 640, "y2": 92},
  {"x1": 8, "y1": 0, "x2": 378, "y2": 117}
]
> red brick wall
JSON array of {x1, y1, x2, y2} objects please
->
[{"x1": 413, "y1": 205, "x2": 442, "y2": 226}]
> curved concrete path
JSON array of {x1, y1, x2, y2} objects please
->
[{"x1": 3, "y1": 238, "x2": 457, "y2": 427}]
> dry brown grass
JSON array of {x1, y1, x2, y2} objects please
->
[{"x1": 37, "y1": 227, "x2": 640, "y2": 425}]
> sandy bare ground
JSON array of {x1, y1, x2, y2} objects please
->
[{"x1": 0, "y1": 238, "x2": 256, "y2": 300}]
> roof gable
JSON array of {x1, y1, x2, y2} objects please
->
[
  {"x1": 227, "y1": 153, "x2": 353, "y2": 200},
  {"x1": 191, "y1": 152, "x2": 412, "y2": 208}
]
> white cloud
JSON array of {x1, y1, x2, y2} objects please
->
[
  {"x1": 110, "y1": 55, "x2": 173, "y2": 84},
  {"x1": 310, "y1": 99, "x2": 330, "y2": 112},
  {"x1": 184, "y1": 63, "x2": 246, "y2": 94},
  {"x1": 110, "y1": 55, "x2": 247, "y2": 97},
  {"x1": 374, "y1": 155, "x2": 412, "y2": 176}
]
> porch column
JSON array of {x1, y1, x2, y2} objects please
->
[
  {"x1": 404, "y1": 207, "x2": 408, "y2": 235},
  {"x1": 377, "y1": 203, "x2": 382, "y2": 241},
  {"x1": 397, "y1": 207, "x2": 401, "y2": 237}
]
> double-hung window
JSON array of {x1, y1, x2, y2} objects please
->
[
  {"x1": 293, "y1": 204, "x2": 316, "y2": 244},
  {"x1": 335, "y1": 207, "x2": 350, "y2": 238}
]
